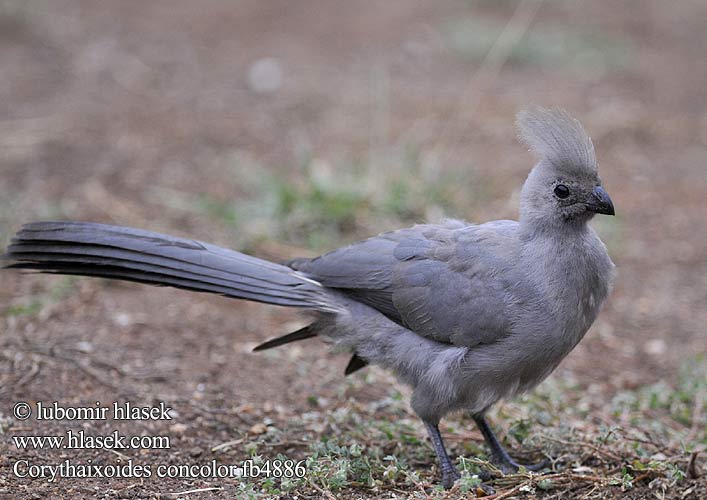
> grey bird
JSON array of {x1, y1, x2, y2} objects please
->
[{"x1": 2, "y1": 107, "x2": 615, "y2": 489}]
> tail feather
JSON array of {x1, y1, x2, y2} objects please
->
[
  {"x1": 344, "y1": 354, "x2": 368, "y2": 375},
  {"x1": 6, "y1": 245, "x2": 319, "y2": 302},
  {"x1": 9, "y1": 261, "x2": 314, "y2": 307},
  {"x1": 252, "y1": 324, "x2": 317, "y2": 351},
  {"x1": 3, "y1": 221, "x2": 339, "y2": 312}
]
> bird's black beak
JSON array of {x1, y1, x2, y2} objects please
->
[{"x1": 587, "y1": 186, "x2": 615, "y2": 216}]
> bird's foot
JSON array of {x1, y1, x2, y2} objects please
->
[
  {"x1": 440, "y1": 468, "x2": 496, "y2": 496},
  {"x1": 492, "y1": 455, "x2": 550, "y2": 475},
  {"x1": 475, "y1": 455, "x2": 550, "y2": 480},
  {"x1": 440, "y1": 467, "x2": 460, "y2": 489}
]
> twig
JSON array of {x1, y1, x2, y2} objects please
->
[
  {"x1": 83, "y1": 354, "x2": 128, "y2": 377},
  {"x1": 307, "y1": 478, "x2": 337, "y2": 500},
  {"x1": 166, "y1": 487, "x2": 223, "y2": 496},
  {"x1": 261, "y1": 439, "x2": 310, "y2": 448},
  {"x1": 181, "y1": 400, "x2": 252, "y2": 425},
  {"x1": 579, "y1": 485, "x2": 599, "y2": 499},
  {"x1": 484, "y1": 482, "x2": 524, "y2": 500},
  {"x1": 25, "y1": 345, "x2": 133, "y2": 394},
  {"x1": 403, "y1": 470, "x2": 431, "y2": 499},
  {"x1": 15, "y1": 360, "x2": 41, "y2": 388},
  {"x1": 67, "y1": 357, "x2": 123, "y2": 392},
  {"x1": 211, "y1": 438, "x2": 244, "y2": 452},
  {"x1": 543, "y1": 472, "x2": 607, "y2": 484},
  {"x1": 104, "y1": 448, "x2": 130, "y2": 461},
  {"x1": 541, "y1": 435, "x2": 624, "y2": 463}
]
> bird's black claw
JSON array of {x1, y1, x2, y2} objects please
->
[
  {"x1": 524, "y1": 457, "x2": 551, "y2": 472},
  {"x1": 494, "y1": 455, "x2": 551, "y2": 474},
  {"x1": 441, "y1": 468, "x2": 461, "y2": 489}
]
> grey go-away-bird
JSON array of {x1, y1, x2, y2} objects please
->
[{"x1": 3, "y1": 108, "x2": 615, "y2": 489}]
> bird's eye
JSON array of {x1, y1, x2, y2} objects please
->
[{"x1": 554, "y1": 184, "x2": 570, "y2": 199}]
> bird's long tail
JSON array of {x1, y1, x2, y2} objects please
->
[{"x1": 2, "y1": 221, "x2": 340, "y2": 312}]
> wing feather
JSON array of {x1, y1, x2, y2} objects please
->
[{"x1": 292, "y1": 222, "x2": 519, "y2": 346}]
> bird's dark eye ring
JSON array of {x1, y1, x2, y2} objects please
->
[{"x1": 554, "y1": 184, "x2": 570, "y2": 199}]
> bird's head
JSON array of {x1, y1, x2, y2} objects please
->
[{"x1": 516, "y1": 107, "x2": 614, "y2": 232}]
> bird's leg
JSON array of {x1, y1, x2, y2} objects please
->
[
  {"x1": 423, "y1": 421, "x2": 460, "y2": 489},
  {"x1": 472, "y1": 414, "x2": 549, "y2": 474}
]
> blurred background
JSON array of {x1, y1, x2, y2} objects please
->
[{"x1": 1, "y1": 1, "x2": 705, "y2": 498}]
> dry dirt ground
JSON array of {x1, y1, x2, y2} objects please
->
[{"x1": 1, "y1": 1, "x2": 706, "y2": 499}]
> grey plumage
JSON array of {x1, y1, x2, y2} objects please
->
[
  {"x1": 5, "y1": 221, "x2": 341, "y2": 311},
  {"x1": 2, "y1": 108, "x2": 615, "y2": 489},
  {"x1": 517, "y1": 106, "x2": 596, "y2": 175}
]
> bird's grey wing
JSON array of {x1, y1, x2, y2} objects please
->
[
  {"x1": 389, "y1": 223, "x2": 518, "y2": 345},
  {"x1": 291, "y1": 220, "x2": 519, "y2": 347},
  {"x1": 288, "y1": 228, "x2": 415, "y2": 322}
]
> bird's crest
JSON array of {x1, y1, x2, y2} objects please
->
[{"x1": 516, "y1": 107, "x2": 596, "y2": 175}]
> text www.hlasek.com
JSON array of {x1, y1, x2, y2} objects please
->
[
  {"x1": 13, "y1": 430, "x2": 170, "y2": 450},
  {"x1": 11, "y1": 400, "x2": 308, "y2": 482}
]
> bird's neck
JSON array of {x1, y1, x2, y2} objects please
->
[
  {"x1": 519, "y1": 218, "x2": 598, "y2": 299},
  {"x1": 518, "y1": 213, "x2": 591, "y2": 241},
  {"x1": 518, "y1": 219, "x2": 612, "y2": 321},
  {"x1": 516, "y1": 223, "x2": 609, "y2": 363}
]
